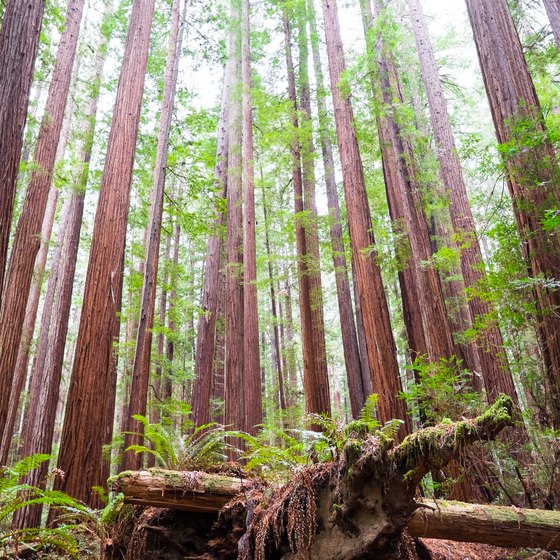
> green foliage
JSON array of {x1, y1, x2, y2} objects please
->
[
  {"x1": 123, "y1": 413, "x2": 233, "y2": 470},
  {"x1": 0, "y1": 455, "x2": 104, "y2": 558},
  {"x1": 402, "y1": 356, "x2": 483, "y2": 424}
]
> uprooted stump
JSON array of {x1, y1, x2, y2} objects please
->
[{"x1": 108, "y1": 395, "x2": 558, "y2": 559}]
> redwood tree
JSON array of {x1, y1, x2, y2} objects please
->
[
  {"x1": 542, "y1": 0, "x2": 560, "y2": 48},
  {"x1": 0, "y1": 0, "x2": 45, "y2": 300},
  {"x1": 320, "y1": 0, "x2": 409, "y2": 432},
  {"x1": 0, "y1": 0, "x2": 84, "y2": 441},
  {"x1": 283, "y1": 6, "x2": 331, "y2": 418},
  {"x1": 407, "y1": 0, "x2": 517, "y2": 402},
  {"x1": 54, "y1": 0, "x2": 155, "y2": 506},
  {"x1": 241, "y1": 0, "x2": 263, "y2": 434},
  {"x1": 191, "y1": 58, "x2": 232, "y2": 427},
  {"x1": 466, "y1": 0, "x2": 560, "y2": 420},
  {"x1": 224, "y1": 0, "x2": 246, "y2": 434},
  {"x1": 307, "y1": 0, "x2": 366, "y2": 418},
  {"x1": 123, "y1": 0, "x2": 186, "y2": 471}
]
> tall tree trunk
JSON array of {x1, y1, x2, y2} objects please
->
[
  {"x1": 191, "y1": 60, "x2": 232, "y2": 428},
  {"x1": 0, "y1": 119, "x2": 70, "y2": 465},
  {"x1": 241, "y1": 0, "x2": 263, "y2": 435},
  {"x1": 542, "y1": 0, "x2": 560, "y2": 48},
  {"x1": 407, "y1": 0, "x2": 517, "y2": 402},
  {"x1": 307, "y1": 0, "x2": 366, "y2": 417},
  {"x1": 123, "y1": 0, "x2": 185, "y2": 471},
  {"x1": 0, "y1": 0, "x2": 84, "y2": 441},
  {"x1": 361, "y1": 0, "x2": 457, "y2": 367},
  {"x1": 12, "y1": 28, "x2": 109, "y2": 526},
  {"x1": 0, "y1": 0, "x2": 45, "y2": 299},
  {"x1": 297, "y1": 0, "x2": 331, "y2": 417},
  {"x1": 224, "y1": 0, "x2": 245, "y2": 436},
  {"x1": 466, "y1": 0, "x2": 560, "y2": 422},
  {"x1": 53, "y1": 0, "x2": 155, "y2": 507},
  {"x1": 320, "y1": 0, "x2": 410, "y2": 433},
  {"x1": 283, "y1": 7, "x2": 330, "y2": 418}
]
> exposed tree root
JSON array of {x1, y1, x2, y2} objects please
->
[{"x1": 107, "y1": 396, "x2": 548, "y2": 560}]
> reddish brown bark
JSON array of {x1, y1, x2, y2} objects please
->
[
  {"x1": 362, "y1": 0, "x2": 457, "y2": 368},
  {"x1": 283, "y1": 8, "x2": 331, "y2": 418},
  {"x1": 543, "y1": 0, "x2": 560, "y2": 48},
  {"x1": 12, "y1": 32, "x2": 108, "y2": 526},
  {"x1": 54, "y1": 0, "x2": 155, "y2": 506},
  {"x1": 407, "y1": 0, "x2": 517, "y2": 401},
  {"x1": 0, "y1": 0, "x2": 45, "y2": 300},
  {"x1": 224, "y1": 0, "x2": 245, "y2": 435},
  {"x1": 191, "y1": 59, "x2": 232, "y2": 427},
  {"x1": 297, "y1": 1, "x2": 332, "y2": 418},
  {"x1": 308, "y1": 0, "x2": 366, "y2": 417},
  {"x1": 0, "y1": 0, "x2": 84, "y2": 441},
  {"x1": 123, "y1": 0, "x2": 185, "y2": 471},
  {"x1": 241, "y1": 0, "x2": 263, "y2": 435},
  {"x1": 320, "y1": 0, "x2": 410, "y2": 433},
  {"x1": 466, "y1": 0, "x2": 560, "y2": 420}
]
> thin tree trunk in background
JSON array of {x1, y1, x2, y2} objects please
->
[
  {"x1": 152, "y1": 234, "x2": 171, "y2": 428},
  {"x1": 0, "y1": 0, "x2": 84, "y2": 440},
  {"x1": 283, "y1": 8, "x2": 329, "y2": 418},
  {"x1": 123, "y1": 0, "x2": 185, "y2": 471},
  {"x1": 542, "y1": 0, "x2": 560, "y2": 48},
  {"x1": 352, "y1": 262, "x2": 374, "y2": 398},
  {"x1": 0, "y1": 0, "x2": 45, "y2": 300},
  {"x1": 54, "y1": 0, "x2": 155, "y2": 507},
  {"x1": 224, "y1": 0, "x2": 245, "y2": 436},
  {"x1": 407, "y1": 0, "x2": 516, "y2": 401},
  {"x1": 320, "y1": 0, "x2": 410, "y2": 434},
  {"x1": 297, "y1": 1, "x2": 331, "y2": 418},
  {"x1": 261, "y1": 176, "x2": 287, "y2": 411},
  {"x1": 191, "y1": 59, "x2": 232, "y2": 428},
  {"x1": 466, "y1": 0, "x2": 560, "y2": 422},
  {"x1": 211, "y1": 257, "x2": 227, "y2": 424},
  {"x1": 241, "y1": 0, "x2": 263, "y2": 435},
  {"x1": 165, "y1": 202, "x2": 181, "y2": 405},
  {"x1": 308, "y1": 0, "x2": 365, "y2": 418}
]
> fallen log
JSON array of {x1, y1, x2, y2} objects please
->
[
  {"x1": 411, "y1": 499, "x2": 560, "y2": 550},
  {"x1": 111, "y1": 470, "x2": 560, "y2": 551},
  {"x1": 109, "y1": 469, "x2": 253, "y2": 512}
]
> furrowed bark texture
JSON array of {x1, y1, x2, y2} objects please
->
[
  {"x1": 0, "y1": 68, "x2": 76, "y2": 465},
  {"x1": 241, "y1": 0, "x2": 263, "y2": 435},
  {"x1": 224, "y1": 0, "x2": 246, "y2": 435},
  {"x1": 191, "y1": 58, "x2": 232, "y2": 428},
  {"x1": 466, "y1": 0, "x2": 560, "y2": 420},
  {"x1": 308, "y1": 0, "x2": 366, "y2": 418},
  {"x1": 123, "y1": 0, "x2": 185, "y2": 471},
  {"x1": 543, "y1": 0, "x2": 560, "y2": 49},
  {"x1": 320, "y1": 0, "x2": 409, "y2": 432},
  {"x1": 0, "y1": 0, "x2": 83, "y2": 441},
  {"x1": 54, "y1": 0, "x2": 155, "y2": 507},
  {"x1": 362, "y1": 0, "x2": 457, "y2": 367},
  {"x1": 0, "y1": 0, "x2": 45, "y2": 301},
  {"x1": 408, "y1": 0, "x2": 516, "y2": 401}
]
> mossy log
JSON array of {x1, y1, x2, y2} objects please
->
[
  {"x1": 411, "y1": 499, "x2": 560, "y2": 549},
  {"x1": 109, "y1": 468, "x2": 253, "y2": 512},
  {"x1": 112, "y1": 396, "x2": 554, "y2": 559}
]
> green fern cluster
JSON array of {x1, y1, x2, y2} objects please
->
[{"x1": 0, "y1": 454, "x2": 113, "y2": 558}]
